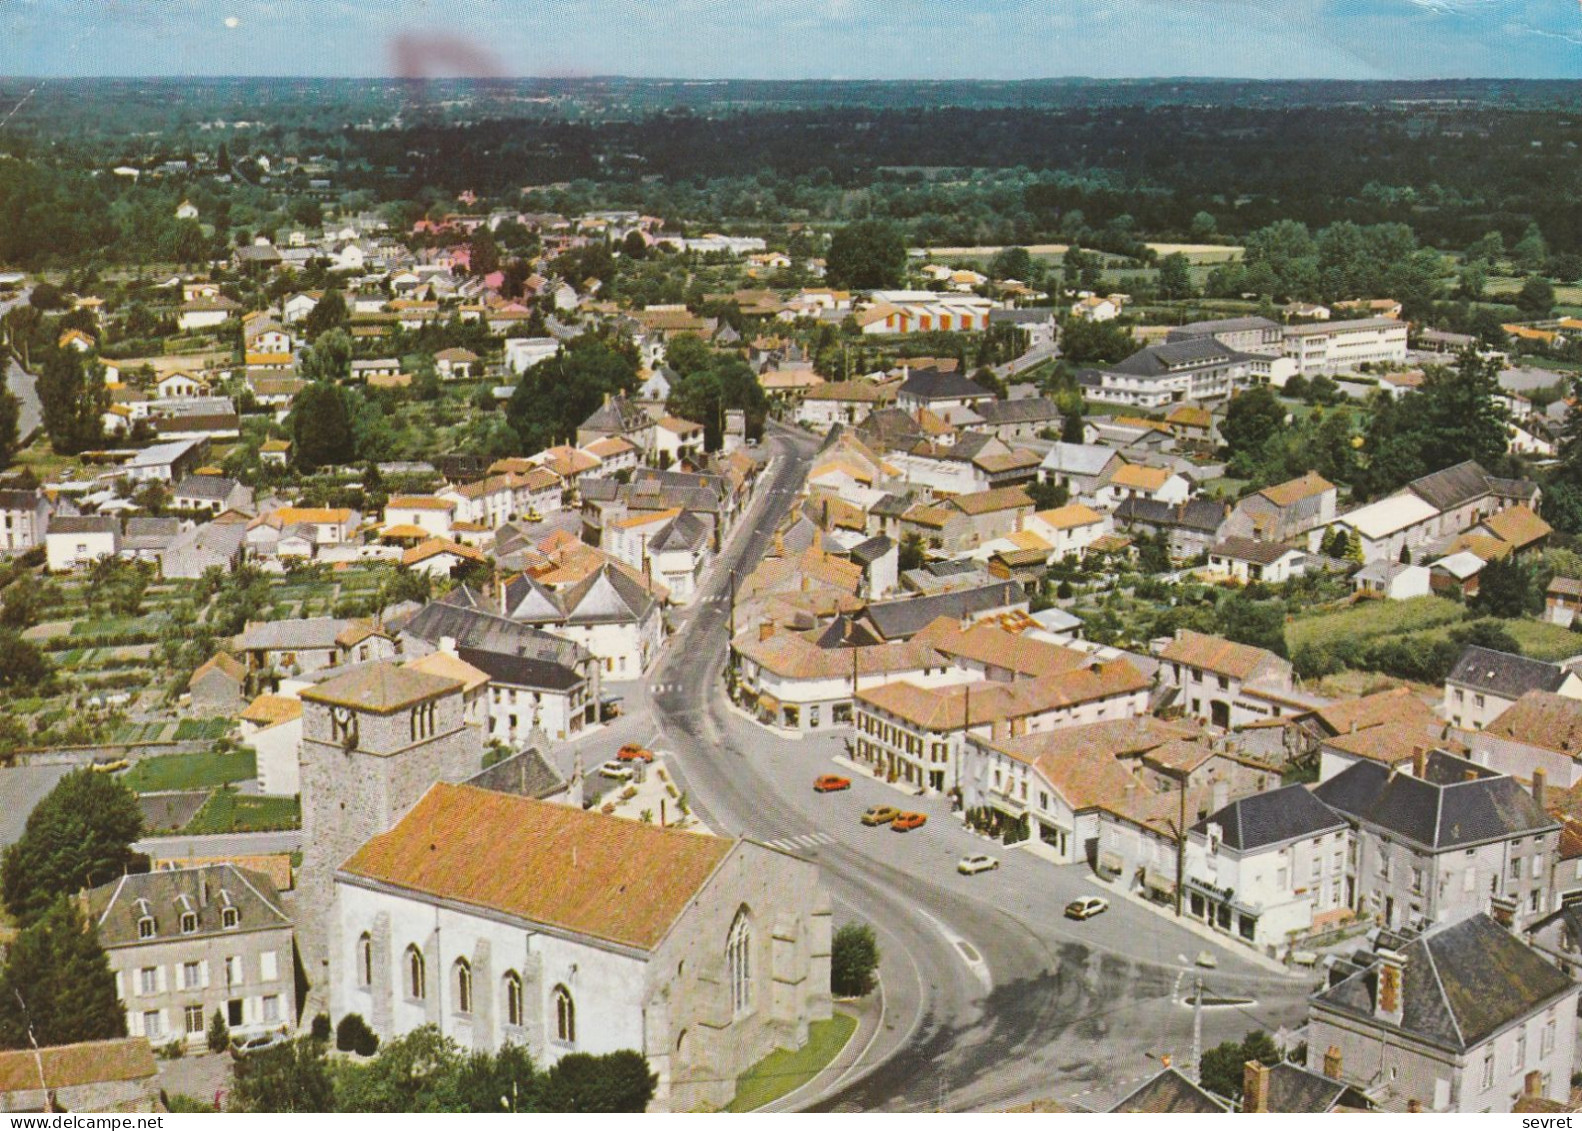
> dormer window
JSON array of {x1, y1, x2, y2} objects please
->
[
  {"x1": 222, "y1": 907, "x2": 239, "y2": 929},
  {"x1": 180, "y1": 912, "x2": 198, "y2": 934},
  {"x1": 138, "y1": 916, "x2": 156, "y2": 939}
]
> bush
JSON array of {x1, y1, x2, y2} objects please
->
[
  {"x1": 159, "y1": 1037, "x2": 186, "y2": 1059},
  {"x1": 831, "y1": 922, "x2": 880, "y2": 998},
  {"x1": 310, "y1": 1012, "x2": 332, "y2": 1043},
  {"x1": 336, "y1": 1011, "x2": 379, "y2": 1056},
  {"x1": 207, "y1": 1009, "x2": 229, "y2": 1053}
]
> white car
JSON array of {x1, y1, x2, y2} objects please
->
[
  {"x1": 957, "y1": 854, "x2": 1000, "y2": 875},
  {"x1": 1064, "y1": 896, "x2": 1109, "y2": 921},
  {"x1": 599, "y1": 761, "x2": 635, "y2": 780}
]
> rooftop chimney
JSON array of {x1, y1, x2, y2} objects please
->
[
  {"x1": 1242, "y1": 1061, "x2": 1271, "y2": 1114},
  {"x1": 1464, "y1": 768, "x2": 1479, "y2": 782},
  {"x1": 1322, "y1": 1046, "x2": 1343, "y2": 1081},
  {"x1": 439, "y1": 635, "x2": 457, "y2": 656},
  {"x1": 758, "y1": 621, "x2": 777, "y2": 642},
  {"x1": 1411, "y1": 746, "x2": 1427, "y2": 778},
  {"x1": 1374, "y1": 947, "x2": 1406, "y2": 1026},
  {"x1": 1533, "y1": 768, "x2": 1547, "y2": 809}
]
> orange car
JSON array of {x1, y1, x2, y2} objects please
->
[
  {"x1": 617, "y1": 743, "x2": 655, "y2": 762},
  {"x1": 814, "y1": 774, "x2": 851, "y2": 793},
  {"x1": 891, "y1": 812, "x2": 928, "y2": 832}
]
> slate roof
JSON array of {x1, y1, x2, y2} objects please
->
[
  {"x1": 578, "y1": 394, "x2": 651, "y2": 436},
  {"x1": 1114, "y1": 497, "x2": 1226, "y2": 534},
  {"x1": 861, "y1": 581, "x2": 1027, "y2": 641},
  {"x1": 973, "y1": 397, "x2": 1062, "y2": 425},
  {"x1": 465, "y1": 746, "x2": 566, "y2": 800},
  {"x1": 1446, "y1": 645, "x2": 1570, "y2": 698},
  {"x1": 1195, "y1": 784, "x2": 1345, "y2": 851},
  {"x1": 1167, "y1": 315, "x2": 1280, "y2": 339},
  {"x1": 1313, "y1": 751, "x2": 1557, "y2": 850},
  {"x1": 1262, "y1": 1063, "x2": 1355, "y2": 1113},
  {"x1": 1039, "y1": 442, "x2": 1118, "y2": 477},
  {"x1": 898, "y1": 368, "x2": 994, "y2": 402},
  {"x1": 457, "y1": 644, "x2": 584, "y2": 691},
  {"x1": 650, "y1": 510, "x2": 709, "y2": 552},
  {"x1": 49, "y1": 515, "x2": 118, "y2": 536},
  {"x1": 1405, "y1": 460, "x2": 1493, "y2": 512},
  {"x1": 1107, "y1": 337, "x2": 1238, "y2": 377},
  {"x1": 300, "y1": 660, "x2": 462, "y2": 714},
  {"x1": 235, "y1": 616, "x2": 349, "y2": 652},
  {"x1": 1108, "y1": 1068, "x2": 1228, "y2": 1113},
  {"x1": 86, "y1": 863, "x2": 289, "y2": 946},
  {"x1": 1311, "y1": 913, "x2": 1576, "y2": 1053},
  {"x1": 848, "y1": 535, "x2": 893, "y2": 567},
  {"x1": 173, "y1": 474, "x2": 240, "y2": 501}
]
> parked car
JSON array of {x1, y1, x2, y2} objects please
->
[
  {"x1": 891, "y1": 812, "x2": 927, "y2": 832},
  {"x1": 957, "y1": 853, "x2": 999, "y2": 875},
  {"x1": 617, "y1": 743, "x2": 655, "y2": 762},
  {"x1": 1064, "y1": 896, "x2": 1109, "y2": 921},
  {"x1": 231, "y1": 1031, "x2": 290, "y2": 1058},
  {"x1": 860, "y1": 805, "x2": 901, "y2": 826},
  {"x1": 599, "y1": 761, "x2": 635, "y2": 780},
  {"x1": 814, "y1": 774, "x2": 851, "y2": 793}
]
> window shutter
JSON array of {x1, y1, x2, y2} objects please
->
[
  {"x1": 116, "y1": 970, "x2": 126, "y2": 1000},
  {"x1": 201, "y1": 960, "x2": 211, "y2": 989},
  {"x1": 156, "y1": 965, "x2": 167, "y2": 993}
]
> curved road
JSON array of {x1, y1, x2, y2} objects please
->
[{"x1": 637, "y1": 422, "x2": 1314, "y2": 1111}]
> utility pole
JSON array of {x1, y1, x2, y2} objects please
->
[
  {"x1": 1175, "y1": 769, "x2": 1187, "y2": 918},
  {"x1": 1188, "y1": 976, "x2": 1204, "y2": 1084},
  {"x1": 15, "y1": 990, "x2": 50, "y2": 1113}
]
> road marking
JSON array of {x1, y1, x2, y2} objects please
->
[
  {"x1": 916, "y1": 908, "x2": 993, "y2": 994},
  {"x1": 762, "y1": 832, "x2": 834, "y2": 851}
]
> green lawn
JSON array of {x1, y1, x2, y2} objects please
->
[
  {"x1": 122, "y1": 748, "x2": 255, "y2": 793},
  {"x1": 1286, "y1": 596, "x2": 1467, "y2": 652},
  {"x1": 1504, "y1": 619, "x2": 1582, "y2": 662},
  {"x1": 726, "y1": 1012, "x2": 857, "y2": 1112},
  {"x1": 181, "y1": 790, "x2": 299, "y2": 835}
]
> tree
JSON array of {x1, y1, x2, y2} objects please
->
[
  {"x1": 452, "y1": 1044, "x2": 539, "y2": 1113},
  {"x1": 303, "y1": 289, "x2": 348, "y2": 338},
  {"x1": 301, "y1": 327, "x2": 353, "y2": 382},
  {"x1": 36, "y1": 349, "x2": 107, "y2": 455},
  {"x1": 0, "y1": 384, "x2": 18, "y2": 469},
  {"x1": 1190, "y1": 211, "x2": 1218, "y2": 240},
  {"x1": 898, "y1": 531, "x2": 926, "y2": 573},
  {"x1": 1516, "y1": 275, "x2": 1556, "y2": 319},
  {"x1": 0, "y1": 898, "x2": 126, "y2": 1049},
  {"x1": 1061, "y1": 407, "x2": 1085, "y2": 443},
  {"x1": 666, "y1": 354, "x2": 769, "y2": 450},
  {"x1": 1216, "y1": 593, "x2": 1287, "y2": 658},
  {"x1": 988, "y1": 246, "x2": 1032, "y2": 281},
  {"x1": 233, "y1": 1037, "x2": 337, "y2": 1113},
  {"x1": 1156, "y1": 252, "x2": 1194, "y2": 300},
  {"x1": 1513, "y1": 222, "x2": 1548, "y2": 272},
  {"x1": 469, "y1": 227, "x2": 501, "y2": 277},
  {"x1": 1198, "y1": 1030, "x2": 1281, "y2": 1104},
  {"x1": 290, "y1": 382, "x2": 356, "y2": 471},
  {"x1": 1220, "y1": 385, "x2": 1287, "y2": 465},
  {"x1": 662, "y1": 333, "x2": 712, "y2": 379},
  {"x1": 0, "y1": 627, "x2": 49, "y2": 690},
  {"x1": 1471, "y1": 557, "x2": 1539, "y2": 619},
  {"x1": 0, "y1": 574, "x2": 48, "y2": 630},
  {"x1": 620, "y1": 230, "x2": 648, "y2": 261},
  {"x1": 410, "y1": 355, "x2": 442, "y2": 402},
  {"x1": 336, "y1": 1013, "x2": 379, "y2": 1056},
  {"x1": 826, "y1": 220, "x2": 907, "y2": 289},
  {"x1": 1, "y1": 769, "x2": 144, "y2": 926},
  {"x1": 334, "y1": 1025, "x2": 463, "y2": 1112},
  {"x1": 1027, "y1": 478, "x2": 1070, "y2": 512},
  {"x1": 505, "y1": 335, "x2": 637, "y2": 453},
  {"x1": 208, "y1": 1008, "x2": 230, "y2": 1053},
  {"x1": 1058, "y1": 317, "x2": 1138, "y2": 365},
  {"x1": 831, "y1": 922, "x2": 880, "y2": 997},
  {"x1": 539, "y1": 1051, "x2": 656, "y2": 1113}
]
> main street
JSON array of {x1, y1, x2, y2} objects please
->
[{"x1": 567, "y1": 421, "x2": 1317, "y2": 1112}]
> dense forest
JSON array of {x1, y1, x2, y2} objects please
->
[{"x1": 1, "y1": 78, "x2": 1581, "y2": 267}]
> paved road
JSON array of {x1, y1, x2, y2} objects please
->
[
  {"x1": 606, "y1": 420, "x2": 1314, "y2": 1112},
  {"x1": 0, "y1": 286, "x2": 41, "y2": 439}
]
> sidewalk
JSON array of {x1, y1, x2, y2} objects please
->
[
  {"x1": 830, "y1": 753, "x2": 935, "y2": 801},
  {"x1": 1082, "y1": 872, "x2": 1300, "y2": 977},
  {"x1": 763, "y1": 984, "x2": 884, "y2": 1112}
]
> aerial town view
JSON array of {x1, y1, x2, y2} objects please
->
[{"x1": 1, "y1": 0, "x2": 1581, "y2": 1119}]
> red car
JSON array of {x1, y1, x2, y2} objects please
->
[
  {"x1": 891, "y1": 812, "x2": 928, "y2": 832},
  {"x1": 617, "y1": 743, "x2": 655, "y2": 762},
  {"x1": 813, "y1": 774, "x2": 852, "y2": 793}
]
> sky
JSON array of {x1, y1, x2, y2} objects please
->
[{"x1": 2, "y1": 0, "x2": 1580, "y2": 80}]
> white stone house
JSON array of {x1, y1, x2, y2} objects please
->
[{"x1": 46, "y1": 515, "x2": 120, "y2": 572}]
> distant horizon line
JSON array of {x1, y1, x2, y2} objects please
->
[{"x1": 0, "y1": 73, "x2": 1566, "y2": 84}]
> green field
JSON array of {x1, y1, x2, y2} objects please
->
[
  {"x1": 1286, "y1": 596, "x2": 1467, "y2": 652},
  {"x1": 182, "y1": 790, "x2": 300, "y2": 835},
  {"x1": 1503, "y1": 619, "x2": 1582, "y2": 662},
  {"x1": 726, "y1": 1013, "x2": 857, "y2": 1112},
  {"x1": 121, "y1": 748, "x2": 255, "y2": 793}
]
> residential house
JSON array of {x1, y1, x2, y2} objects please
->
[
  {"x1": 173, "y1": 474, "x2": 253, "y2": 515},
  {"x1": 1097, "y1": 463, "x2": 1192, "y2": 509},
  {"x1": 434, "y1": 347, "x2": 479, "y2": 380},
  {"x1": 1207, "y1": 537, "x2": 1307, "y2": 584},
  {"x1": 1545, "y1": 577, "x2": 1582, "y2": 628},
  {"x1": 1183, "y1": 785, "x2": 1351, "y2": 951},
  {"x1": 187, "y1": 652, "x2": 247, "y2": 715},
  {"x1": 895, "y1": 368, "x2": 996, "y2": 415},
  {"x1": 1221, "y1": 472, "x2": 1337, "y2": 546},
  {"x1": 122, "y1": 438, "x2": 208, "y2": 483},
  {"x1": 854, "y1": 659, "x2": 1150, "y2": 793},
  {"x1": 1070, "y1": 295, "x2": 1124, "y2": 322},
  {"x1": 1443, "y1": 645, "x2": 1582, "y2": 731},
  {"x1": 794, "y1": 381, "x2": 893, "y2": 430},
  {"x1": 0, "y1": 1039, "x2": 160, "y2": 1114},
  {"x1": 1021, "y1": 503, "x2": 1111, "y2": 560},
  {"x1": 1466, "y1": 692, "x2": 1582, "y2": 791},
  {"x1": 1333, "y1": 495, "x2": 1441, "y2": 564},
  {"x1": 45, "y1": 515, "x2": 119, "y2": 572},
  {"x1": 1314, "y1": 749, "x2": 1558, "y2": 930},
  {"x1": 1157, "y1": 630, "x2": 1297, "y2": 730},
  {"x1": 575, "y1": 393, "x2": 654, "y2": 451},
  {"x1": 176, "y1": 296, "x2": 241, "y2": 331},
  {"x1": 383, "y1": 495, "x2": 458, "y2": 540},
  {"x1": 858, "y1": 581, "x2": 1029, "y2": 643},
  {"x1": 85, "y1": 865, "x2": 296, "y2": 1047},
  {"x1": 1306, "y1": 914, "x2": 1577, "y2": 1112},
  {"x1": 234, "y1": 616, "x2": 357, "y2": 679},
  {"x1": 330, "y1": 783, "x2": 832, "y2": 1112},
  {"x1": 1352, "y1": 560, "x2": 1432, "y2": 601},
  {"x1": 0, "y1": 488, "x2": 50, "y2": 553},
  {"x1": 1112, "y1": 498, "x2": 1228, "y2": 562},
  {"x1": 402, "y1": 538, "x2": 487, "y2": 580},
  {"x1": 501, "y1": 564, "x2": 662, "y2": 680},
  {"x1": 653, "y1": 416, "x2": 705, "y2": 468}
]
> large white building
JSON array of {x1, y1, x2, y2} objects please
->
[
  {"x1": 330, "y1": 782, "x2": 832, "y2": 1112},
  {"x1": 1282, "y1": 317, "x2": 1408, "y2": 375}
]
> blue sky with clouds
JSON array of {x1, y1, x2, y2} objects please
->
[{"x1": 3, "y1": 0, "x2": 1579, "y2": 79}]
